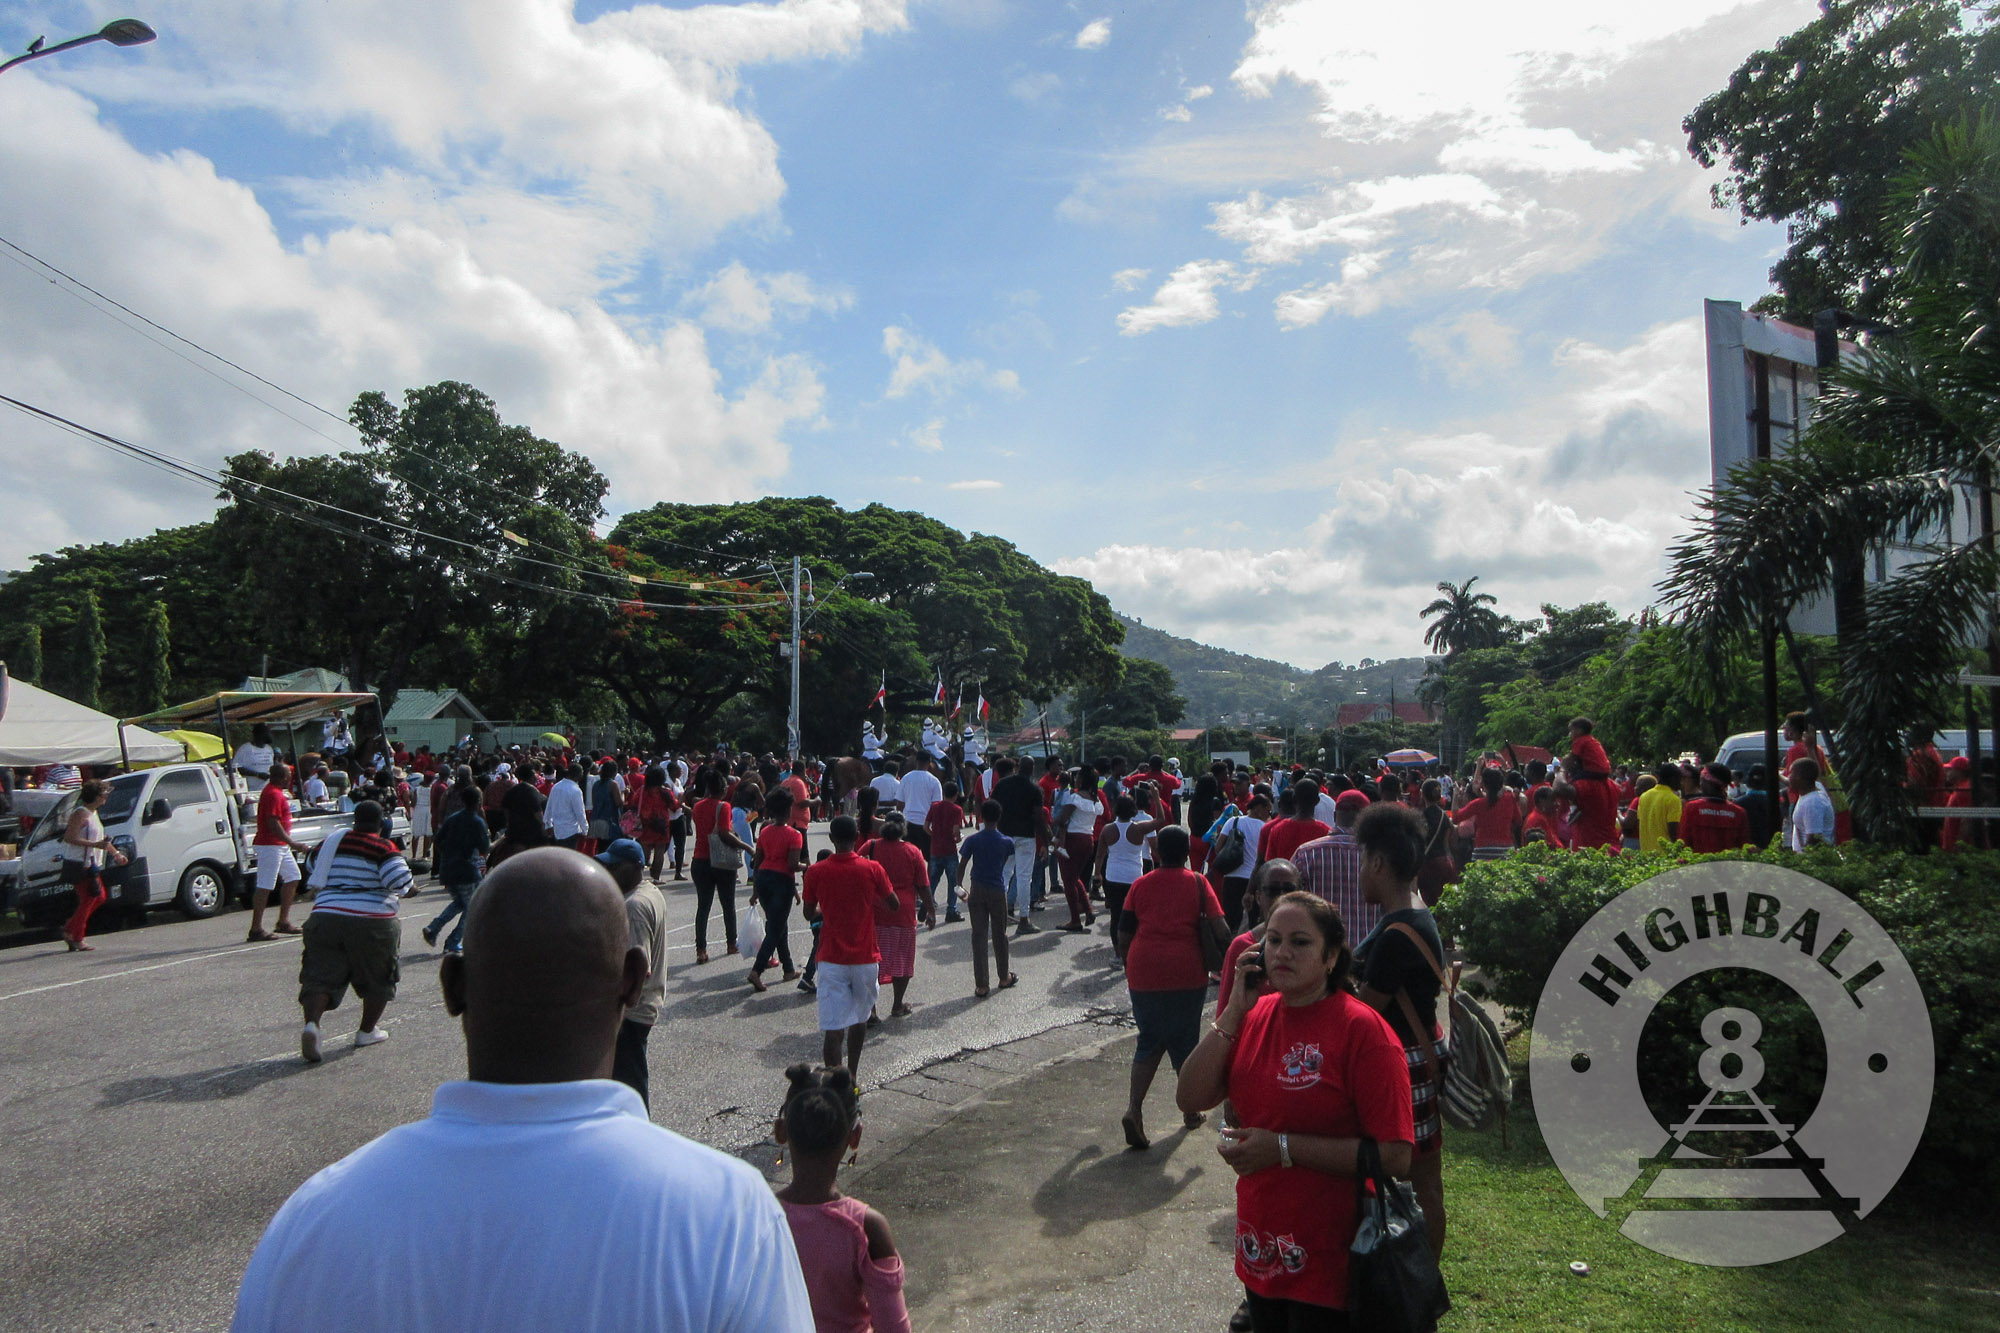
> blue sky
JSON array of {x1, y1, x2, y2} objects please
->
[{"x1": 0, "y1": 0, "x2": 1815, "y2": 665}]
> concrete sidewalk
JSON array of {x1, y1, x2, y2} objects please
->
[{"x1": 782, "y1": 1023, "x2": 1246, "y2": 1332}]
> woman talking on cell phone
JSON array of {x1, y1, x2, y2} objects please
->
[{"x1": 1176, "y1": 890, "x2": 1414, "y2": 1333}]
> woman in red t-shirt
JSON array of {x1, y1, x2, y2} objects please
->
[
  {"x1": 1454, "y1": 767, "x2": 1521, "y2": 860},
  {"x1": 862, "y1": 816, "x2": 927, "y2": 1018},
  {"x1": 1116, "y1": 826, "x2": 1226, "y2": 1150},
  {"x1": 749, "y1": 789, "x2": 808, "y2": 992},
  {"x1": 636, "y1": 769, "x2": 678, "y2": 882},
  {"x1": 691, "y1": 769, "x2": 752, "y2": 964},
  {"x1": 1177, "y1": 890, "x2": 1415, "y2": 1328}
]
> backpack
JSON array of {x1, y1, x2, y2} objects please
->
[
  {"x1": 1383, "y1": 924, "x2": 1515, "y2": 1146},
  {"x1": 1208, "y1": 815, "x2": 1248, "y2": 878}
]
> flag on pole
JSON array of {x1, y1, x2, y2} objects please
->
[
  {"x1": 932, "y1": 672, "x2": 946, "y2": 706},
  {"x1": 950, "y1": 685, "x2": 964, "y2": 720},
  {"x1": 871, "y1": 671, "x2": 886, "y2": 711},
  {"x1": 976, "y1": 691, "x2": 989, "y2": 721}
]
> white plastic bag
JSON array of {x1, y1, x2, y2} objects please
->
[{"x1": 736, "y1": 900, "x2": 764, "y2": 960}]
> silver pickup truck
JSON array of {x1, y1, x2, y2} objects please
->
[{"x1": 9, "y1": 763, "x2": 410, "y2": 929}]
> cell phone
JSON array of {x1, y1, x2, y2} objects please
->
[{"x1": 1242, "y1": 949, "x2": 1266, "y2": 981}]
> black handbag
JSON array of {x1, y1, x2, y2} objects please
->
[
  {"x1": 1348, "y1": 1138, "x2": 1449, "y2": 1333},
  {"x1": 59, "y1": 858, "x2": 87, "y2": 885}
]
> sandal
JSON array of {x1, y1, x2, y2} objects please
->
[
  {"x1": 974, "y1": 986, "x2": 990, "y2": 999},
  {"x1": 999, "y1": 973, "x2": 1019, "y2": 989},
  {"x1": 1122, "y1": 1114, "x2": 1151, "y2": 1151},
  {"x1": 273, "y1": 923, "x2": 302, "y2": 935},
  {"x1": 246, "y1": 929, "x2": 276, "y2": 943},
  {"x1": 747, "y1": 971, "x2": 767, "y2": 993}
]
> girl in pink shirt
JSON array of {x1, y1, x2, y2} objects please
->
[{"x1": 776, "y1": 1065, "x2": 912, "y2": 1333}]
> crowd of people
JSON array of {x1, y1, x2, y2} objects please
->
[{"x1": 6, "y1": 706, "x2": 1983, "y2": 1332}]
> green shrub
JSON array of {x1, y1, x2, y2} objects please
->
[{"x1": 1438, "y1": 843, "x2": 2000, "y2": 1200}]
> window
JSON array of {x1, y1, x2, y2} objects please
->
[{"x1": 153, "y1": 769, "x2": 214, "y2": 812}]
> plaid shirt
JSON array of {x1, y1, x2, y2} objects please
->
[{"x1": 1291, "y1": 829, "x2": 1381, "y2": 940}]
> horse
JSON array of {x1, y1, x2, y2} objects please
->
[{"x1": 822, "y1": 755, "x2": 876, "y2": 815}]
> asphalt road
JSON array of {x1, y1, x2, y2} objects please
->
[{"x1": 0, "y1": 828, "x2": 1129, "y2": 1333}]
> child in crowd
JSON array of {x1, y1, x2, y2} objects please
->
[
  {"x1": 798, "y1": 848, "x2": 834, "y2": 994},
  {"x1": 776, "y1": 1064, "x2": 911, "y2": 1333},
  {"x1": 959, "y1": 800, "x2": 1017, "y2": 998},
  {"x1": 924, "y1": 781, "x2": 966, "y2": 925}
]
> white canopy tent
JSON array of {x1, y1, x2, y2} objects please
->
[{"x1": 0, "y1": 677, "x2": 182, "y2": 767}]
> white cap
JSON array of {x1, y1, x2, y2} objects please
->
[{"x1": 494, "y1": 762, "x2": 511, "y2": 776}]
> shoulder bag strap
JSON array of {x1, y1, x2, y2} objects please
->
[{"x1": 1385, "y1": 920, "x2": 1450, "y2": 1100}]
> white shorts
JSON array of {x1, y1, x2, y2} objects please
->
[
  {"x1": 255, "y1": 846, "x2": 301, "y2": 891},
  {"x1": 816, "y1": 962, "x2": 880, "y2": 1032}
]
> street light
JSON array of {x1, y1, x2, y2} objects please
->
[{"x1": 1, "y1": 19, "x2": 157, "y2": 76}]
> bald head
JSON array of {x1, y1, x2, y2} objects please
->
[{"x1": 439, "y1": 847, "x2": 644, "y2": 1085}]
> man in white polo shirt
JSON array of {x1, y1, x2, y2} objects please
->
[
  {"x1": 897, "y1": 750, "x2": 943, "y2": 862},
  {"x1": 233, "y1": 847, "x2": 813, "y2": 1333}
]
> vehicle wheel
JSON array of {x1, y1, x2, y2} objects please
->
[{"x1": 177, "y1": 863, "x2": 227, "y2": 919}]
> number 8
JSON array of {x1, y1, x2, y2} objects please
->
[{"x1": 1697, "y1": 1006, "x2": 1765, "y2": 1093}]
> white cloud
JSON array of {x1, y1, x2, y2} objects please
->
[
  {"x1": 1074, "y1": 18, "x2": 1111, "y2": 50},
  {"x1": 1111, "y1": 267, "x2": 1151, "y2": 291},
  {"x1": 1117, "y1": 260, "x2": 1240, "y2": 336},
  {"x1": 691, "y1": 262, "x2": 852, "y2": 334},
  {"x1": 0, "y1": 0, "x2": 912, "y2": 565},
  {"x1": 1009, "y1": 71, "x2": 1062, "y2": 103},
  {"x1": 1057, "y1": 318, "x2": 1711, "y2": 664},
  {"x1": 1113, "y1": 0, "x2": 1815, "y2": 330},
  {"x1": 1408, "y1": 310, "x2": 1521, "y2": 385},
  {"x1": 948, "y1": 478, "x2": 1004, "y2": 490},
  {"x1": 904, "y1": 418, "x2": 946, "y2": 452},
  {"x1": 1160, "y1": 105, "x2": 1193, "y2": 122},
  {"x1": 881, "y1": 326, "x2": 1021, "y2": 399},
  {"x1": 1188, "y1": 85, "x2": 1215, "y2": 101}
]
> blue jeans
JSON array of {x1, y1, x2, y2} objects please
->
[
  {"x1": 428, "y1": 879, "x2": 476, "y2": 953},
  {"x1": 929, "y1": 853, "x2": 961, "y2": 917}
]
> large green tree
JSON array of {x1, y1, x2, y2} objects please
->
[
  {"x1": 1685, "y1": 0, "x2": 2000, "y2": 321},
  {"x1": 1070, "y1": 657, "x2": 1187, "y2": 733}
]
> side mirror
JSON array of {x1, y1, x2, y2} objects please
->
[{"x1": 144, "y1": 798, "x2": 173, "y2": 825}]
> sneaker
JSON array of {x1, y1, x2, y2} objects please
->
[
  {"x1": 421, "y1": 924, "x2": 439, "y2": 947},
  {"x1": 300, "y1": 1023, "x2": 323, "y2": 1064},
  {"x1": 797, "y1": 977, "x2": 817, "y2": 993},
  {"x1": 1016, "y1": 921, "x2": 1041, "y2": 936},
  {"x1": 355, "y1": 1027, "x2": 389, "y2": 1048}
]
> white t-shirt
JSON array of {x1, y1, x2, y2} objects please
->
[
  {"x1": 870, "y1": 773, "x2": 903, "y2": 806},
  {"x1": 1053, "y1": 791, "x2": 1100, "y2": 836},
  {"x1": 234, "y1": 743, "x2": 277, "y2": 785},
  {"x1": 231, "y1": 1079, "x2": 813, "y2": 1333},
  {"x1": 898, "y1": 769, "x2": 943, "y2": 825},
  {"x1": 1216, "y1": 814, "x2": 1265, "y2": 877},
  {"x1": 1314, "y1": 793, "x2": 1337, "y2": 826},
  {"x1": 303, "y1": 776, "x2": 328, "y2": 804},
  {"x1": 1789, "y1": 787, "x2": 1836, "y2": 851}
]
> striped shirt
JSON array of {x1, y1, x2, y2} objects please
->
[
  {"x1": 309, "y1": 830, "x2": 413, "y2": 918},
  {"x1": 1292, "y1": 830, "x2": 1380, "y2": 941}
]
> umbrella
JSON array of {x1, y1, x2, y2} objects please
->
[
  {"x1": 1383, "y1": 748, "x2": 1438, "y2": 766},
  {"x1": 538, "y1": 731, "x2": 570, "y2": 747},
  {"x1": 161, "y1": 728, "x2": 226, "y2": 761}
]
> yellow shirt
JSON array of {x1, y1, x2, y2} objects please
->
[{"x1": 1636, "y1": 784, "x2": 1682, "y2": 852}]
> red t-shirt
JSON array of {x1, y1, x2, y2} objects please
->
[
  {"x1": 755, "y1": 822, "x2": 804, "y2": 876},
  {"x1": 1679, "y1": 797, "x2": 1749, "y2": 853},
  {"x1": 781, "y1": 776, "x2": 812, "y2": 830},
  {"x1": 1571, "y1": 733, "x2": 1611, "y2": 779},
  {"x1": 1123, "y1": 868, "x2": 1225, "y2": 991},
  {"x1": 1568, "y1": 778, "x2": 1620, "y2": 851},
  {"x1": 862, "y1": 839, "x2": 926, "y2": 928},
  {"x1": 1458, "y1": 793, "x2": 1520, "y2": 848},
  {"x1": 1260, "y1": 818, "x2": 1330, "y2": 866},
  {"x1": 925, "y1": 801, "x2": 964, "y2": 854},
  {"x1": 254, "y1": 783, "x2": 293, "y2": 847},
  {"x1": 1038, "y1": 773, "x2": 1060, "y2": 807},
  {"x1": 1522, "y1": 810, "x2": 1564, "y2": 847},
  {"x1": 802, "y1": 852, "x2": 891, "y2": 965},
  {"x1": 691, "y1": 798, "x2": 730, "y2": 862},
  {"x1": 1228, "y1": 990, "x2": 1413, "y2": 1309}
]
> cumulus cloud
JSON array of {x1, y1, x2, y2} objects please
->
[
  {"x1": 692, "y1": 262, "x2": 852, "y2": 334},
  {"x1": 904, "y1": 418, "x2": 946, "y2": 452},
  {"x1": 1056, "y1": 318, "x2": 1711, "y2": 664},
  {"x1": 1111, "y1": 267, "x2": 1151, "y2": 291},
  {"x1": 881, "y1": 326, "x2": 1021, "y2": 399},
  {"x1": 0, "y1": 0, "x2": 912, "y2": 565},
  {"x1": 1408, "y1": 310, "x2": 1522, "y2": 385},
  {"x1": 1117, "y1": 260, "x2": 1242, "y2": 336},
  {"x1": 1122, "y1": 0, "x2": 1803, "y2": 330},
  {"x1": 1074, "y1": 18, "x2": 1111, "y2": 50}
]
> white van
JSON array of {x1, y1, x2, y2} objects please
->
[
  {"x1": 1712, "y1": 729, "x2": 1997, "y2": 777},
  {"x1": 9, "y1": 764, "x2": 408, "y2": 930}
]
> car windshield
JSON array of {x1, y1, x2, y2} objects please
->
[{"x1": 98, "y1": 774, "x2": 149, "y2": 827}]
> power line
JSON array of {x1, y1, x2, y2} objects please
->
[
  {"x1": 0, "y1": 230, "x2": 761, "y2": 578},
  {"x1": 0, "y1": 393, "x2": 788, "y2": 616}
]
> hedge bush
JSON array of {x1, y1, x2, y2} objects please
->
[{"x1": 1438, "y1": 843, "x2": 2000, "y2": 1200}]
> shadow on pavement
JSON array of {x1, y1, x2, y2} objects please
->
[
  {"x1": 1032, "y1": 1127, "x2": 1210, "y2": 1237},
  {"x1": 98, "y1": 1048, "x2": 342, "y2": 1107}
]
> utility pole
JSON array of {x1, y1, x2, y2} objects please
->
[{"x1": 788, "y1": 554, "x2": 802, "y2": 761}]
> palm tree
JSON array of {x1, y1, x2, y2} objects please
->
[
  {"x1": 1663, "y1": 112, "x2": 2000, "y2": 843},
  {"x1": 1421, "y1": 577, "x2": 1503, "y2": 657}
]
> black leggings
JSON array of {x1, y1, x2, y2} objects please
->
[
  {"x1": 1244, "y1": 1291, "x2": 1348, "y2": 1333},
  {"x1": 751, "y1": 870, "x2": 795, "y2": 973},
  {"x1": 690, "y1": 859, "x2": 737, "y2": 953},
  {"x1": 1222, "y1": 876, "x2": 1252, "y2": 933}
]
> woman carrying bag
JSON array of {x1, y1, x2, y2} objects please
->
[
  {"x1": 1115, "y1": 825, "x2": 1227, "y2": 1150},
  {"x1": 1176, "y1": 889, "x2": 1414, "y2": 1332},
  {"x1": 60, "y1": 780, "x2": 126, "y2": 951}
]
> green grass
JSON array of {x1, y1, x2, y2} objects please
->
[{"x1": 1439, "y1": 1037, "x2": 2000, "y2": 1332}]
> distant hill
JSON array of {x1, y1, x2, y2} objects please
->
[{"x1": 1113, "y1": 615, "x2": 1433, "y2": 728}]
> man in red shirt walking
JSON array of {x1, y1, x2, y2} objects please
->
[
  {"x1": 800, "y1": 816, "x2": 900, "y2": 1080},
  {"x1": 249, "y1": 761, "x2": 313, "y2": 942}
]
